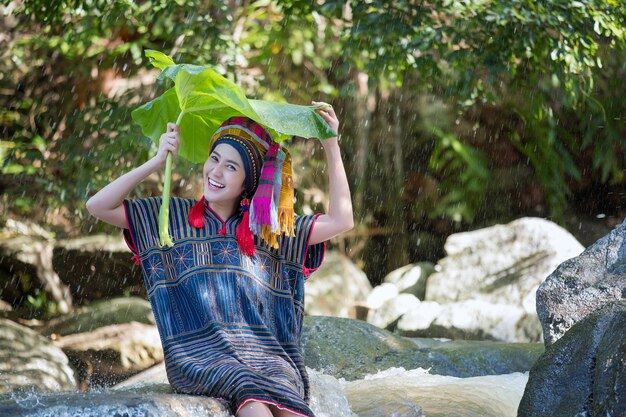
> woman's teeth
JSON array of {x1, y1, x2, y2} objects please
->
[{"x1": 208, "y1": 178, "x2": 225, "y2": 188}]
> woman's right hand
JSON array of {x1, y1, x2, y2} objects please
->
[{"x1": 154, "y1": 122, "x2": 180, "y2": 167}]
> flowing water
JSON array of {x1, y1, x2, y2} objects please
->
[
  {"x1": 0, "y1": 366, "x2": 527, "y2": 417},
  {"x1": 343, "y1": 368, "x2": 528, "y2": 417}
]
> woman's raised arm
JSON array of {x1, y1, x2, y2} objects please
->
[
  {"x1": 86, "y1": 123, "x2": 180, "y2": 228},
  {"x1": 308, "y1": 103, "x2": 354, "y2": 245}
]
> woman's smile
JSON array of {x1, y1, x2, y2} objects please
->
[{"x1": 208, "y1": 177, "x2": 225, "y2": 189}]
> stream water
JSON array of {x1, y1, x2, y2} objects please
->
[{"x1": 0, "y1": 366, "x2": 527, "y2": 417}]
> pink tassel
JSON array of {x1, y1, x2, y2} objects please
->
[{"x1": 251, "y1": 144, "x2": 279, "y2": 226}]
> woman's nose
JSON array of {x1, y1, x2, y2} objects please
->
[{"x1": 210, "y1": 164, "x2": 224, "y2": 177}]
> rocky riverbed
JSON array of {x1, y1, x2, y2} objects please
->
[{"x1": 1, "y1": 216, "x2": 625, "y2": 416}]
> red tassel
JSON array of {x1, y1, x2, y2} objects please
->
[
  {"x1": 188, "y1": 197, "x2": 206, "y2": 228},
  {"x1": 236, "y1": 198, "x2": 255, "y2": 256},
  {"x1": 131, "y1": 254, "x2": 141, "y2": 266}
]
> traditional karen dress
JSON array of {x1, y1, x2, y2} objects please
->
[{"x1": 122, "y1": 196, "x2": 325, "y2": 416}]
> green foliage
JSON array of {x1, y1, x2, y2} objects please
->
[
  {"x1": 429, "y1": 129, "x2": 490, "y2": 224},
  {"x1": 25, "y1": 289, "x2": 59, "y2": 319},
  {"x1": 1, "y1": 0, "x2": 625, "y2": 240}
]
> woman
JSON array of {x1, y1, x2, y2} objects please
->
[{"x1": 86, "y1": 104, "x2": 353, "y2": 417}]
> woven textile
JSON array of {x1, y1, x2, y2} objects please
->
[{"x1": 122, "y1": 197, "x2": 325, "y2": 416}]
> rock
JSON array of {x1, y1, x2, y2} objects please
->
[
  {"x1": 397, "y1": 300, "x2": 543, "y2": 342},
  {"x1": 424, "y1": 218, "x2": 583, "y2": 342},
  {"x1": 367, "y1": 293, "x2": 421, "y2": 330},
  {"x1": 396, "y1": 301, "x2": 442, "y2": 334},
  {"x1": 0, "y1": 233, "x2": 72, "y2": 314},
  {"x1": 114, "y1": 363, "x2": 356, "y2": 417},
  {"x1": 305, "y1": 251, "x2": 372, "y2": 318},
  {"x1": 53, "y1": 235, "x2": 145, "y2": 303},
  {"x1": 302, "y1": 316, "x2": 543, "y2": 380},
  {"x1": 365, "y1": 283, "x2": 399, "y2": 310},
  {"x1": 0, "y1": 390, "x2": 231, "y2": 417},
  {"x1": 536, "y1": 218, "x2": 626, "y2": 345},
  {"x1": 384, "y1": 262, "x2": 435, "y2": 300},
  {"x1": 43, "y1": 297, "x2": 154, "y2": 336},
  {"x1": 518, "y1": 301, "x2": 626, "y2": 417},
  {"x1": 427, "y1": 218, "x2": 583, "y2": 307},
  {"x1": 0, "y1": 318, "x2": 77, "y2": 393},
  {"x1": 0, "y1": 300, "x2": 11, "y2": 312},
  {"x1": 54, "y1": 322, "x2": 163, "y2": 388}
]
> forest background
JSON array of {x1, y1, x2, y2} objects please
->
[{"x1": 2, "y1": 0, "x2": 625, "y2": 288}]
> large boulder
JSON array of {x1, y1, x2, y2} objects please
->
[
  {"x1": 536, "y1": 218, "x2": 626, "y2": 345},
  {"x1": 302, "y1": 316, "x2": 542, "y2": 380},
  {"x1": 53, "y1": 235, "x2": 145, "y2": 303},
  {"x1": 305, "y1": 251, "x2": 372, "y2": 318},
  {"x1": 396, "y1": 299, "x2": 542, "y2": 342},
  {"x1": 43, "y1": 297, "x2": 159, "y2": 389},
  {"x1": 426, "y1": 217, "x2": 583, "y2": 308},
  {"x1": 54, "y1": 322, "x2": 163, "y2": 388},
  {"x1": 517, "y1": 301, "x2": 626, "y2": 417},
  {"x1": 398, "y1": 218, "x2": 583, "y2": 342},
  {"x1": 43, "y1": 297, "x2": 154, "y2": 336},
  {"x1": 0, "y1": 220, "x2": 72, "y2": 313},
  {"x1": 0, "y1": 318, "x2": 77, "y2": 393}
]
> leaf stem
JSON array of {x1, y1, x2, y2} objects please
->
[{"x1": 158, "y1": 111, "x2": 185, "y2": 247}]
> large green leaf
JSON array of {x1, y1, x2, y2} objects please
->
[{"x1": 132, "y1": 50, "x2": 336, "y2": 164}]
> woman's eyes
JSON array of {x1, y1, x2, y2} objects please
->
[{"x1": 210, "y1": 156, "x2": 236, "y2": 171}]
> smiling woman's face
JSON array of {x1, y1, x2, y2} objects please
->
[{"x1": 203, "y1": 143, "x2": 246, "y2": 205}]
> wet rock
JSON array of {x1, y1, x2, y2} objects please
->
[
  {"x1": 425, "y1": 218, "x2": 583, "y2": 342},
  {"x1": 536, "y1": 218, "x2": 626, "y2": 345},
  {"x1": 305, "y1": 251, "x2": 372, "y2": 318},
  {"x1": 53, "y1": 235, "x2": 145, "y2": 303},
  {"x1": 43, "y1": 297, "x2": 154, "y2": 336},
  {"x1": 54, "y1": 322, "x2": 162, "y2": 388},
  {"x1": 114, "y1": 363, "x2": 357, "y2": 417},
  {"x1": 0, "y1": 318, "x2": 77, "y2": 393},
  {"x1": 0, "y1": 390, "x2": 231, "y2": 417},
  {"x1": 518, "y1": 301, "x2": 626, "y2": 417},
  {"x1": 302, "y1": 316, "x2": 543, "y2": 381}
]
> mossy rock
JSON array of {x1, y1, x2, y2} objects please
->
[{"x1": 302, "y1": 316, "x2": 543, "y2": 381}]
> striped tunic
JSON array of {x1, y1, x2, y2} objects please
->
[{"x1": 122, "y1": 197, "x2": 325, "y2": 416}]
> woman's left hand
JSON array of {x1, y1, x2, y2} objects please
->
[{"x1": 313, "y1": 101, "x2": 339, "y2": 139}]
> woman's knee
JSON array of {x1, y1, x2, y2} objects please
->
[{"x1": 236, "y1": 401, "x2": 273, "y2": 417}]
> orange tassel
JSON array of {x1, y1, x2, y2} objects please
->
[
  {"x1": 236, "y1": 198, "x2": 255, "y2": 256},
  {"x1": 278, "y1": 149, "x2": 295, "y2": 237},
  {"x1": 188, "y1": 197, "x2": 206, "y2": 228}
]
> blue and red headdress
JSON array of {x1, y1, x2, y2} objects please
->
[{"x1": 188, "y1": 117, "x2": 295, "y2": 255}]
